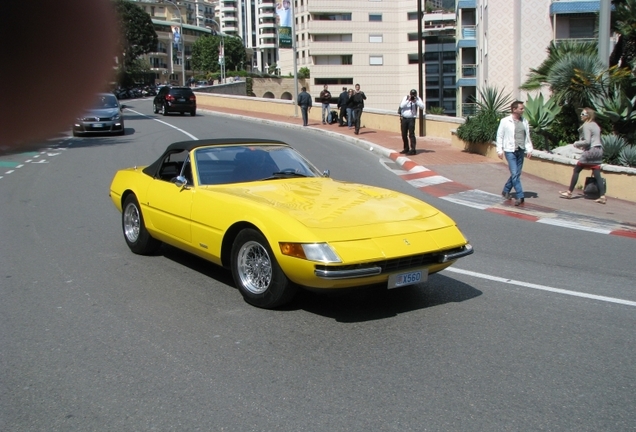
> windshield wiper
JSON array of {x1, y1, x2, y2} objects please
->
[{"x1": 262, "y1": 170, "x2": 310, "y2": 180}]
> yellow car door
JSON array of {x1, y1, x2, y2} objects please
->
[{"x1": 145, "y1": 179, "x2": 193, "y2": 243}]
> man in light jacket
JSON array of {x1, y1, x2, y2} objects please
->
[{"x1": 496, "y1": 100, "x2": 533, "y2": 206}]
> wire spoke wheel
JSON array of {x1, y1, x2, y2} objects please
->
[
  {"x1": 123, "y1": 201, "x2": 141, "y2": 243},
  {"x1": 237, "y1": 241, "x2": 272, "y2": 294},
  {"x1": 121, "y1": 194, "x2": 161, "y2": 255},
  {"x1": 231, "y1": 228, "x2": 297, "y2": 308}
]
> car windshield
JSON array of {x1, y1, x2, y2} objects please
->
[
  {"x1": 92, "y1": 94, "x2": 119, "y2": 109},
  {"x1": 194, "y1": 145, "x2": 323, "y2": 185}
]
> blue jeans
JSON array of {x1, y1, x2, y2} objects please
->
[
  {"x1": 322, "y1": 103, "x2": 330, "y2": 122},
  {"x1": 346, "y1": 108, "x2": 354, "y2": 127},
  {"x1": 300, "y1": 106, "x2": 309, "y2": 126},
  {"x1": 503, "y1": 149, "x2": 526, "y2": 199}
]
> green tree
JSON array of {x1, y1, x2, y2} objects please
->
[
  {"x1": 113, "y1": 0, "x2": 158, "y2": 72},
  {"x1": 191, "y1": 35, "x2": 219, "y2": 73},
  {"x1": 298, "y1": 67, "x2": 310, "y2": 79},
  {"x1": 191, "y1": 35, "x2": 246, "y2": 74}
]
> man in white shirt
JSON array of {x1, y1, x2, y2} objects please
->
[
  {"x1": 398, "y1": 89, "x2": 425, "y2": 155},
  {"x1": 496, "y1": 101, "x2": 533, "y2": 206}
]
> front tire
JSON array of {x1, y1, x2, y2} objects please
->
[
  {"x1": 122, "y1": 194, "x2": 161, "y2": 255},
  {"x1": 153, "y1": 103, "x2": 159, "y2": 114},
  {"x1": 231, "y1": 229, "x2": 297, "y2": 309}
]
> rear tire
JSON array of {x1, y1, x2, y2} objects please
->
[
  {"x1": 190, "y1": 110, "x2": 196, "y2": 116},
  {"x1": 231, "y1": 229, "x2": 297, "y2": 309},
  {"x1": 160, "y1": 104, "x2": 168, "y2": 116},
  {"x1": 122, "y1": 194, "x2": 161, "y2": 255}
]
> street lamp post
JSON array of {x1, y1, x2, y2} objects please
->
[
  {"x1": 209, "y1": 19, "x2": 225, "y2": 84},
  {"x1": 164, "y1": 0, "x2": 186, "y2": 86}
]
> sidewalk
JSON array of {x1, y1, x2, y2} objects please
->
[{"x1": 200, "y1": 105, "x2": 636, "y2": 238}]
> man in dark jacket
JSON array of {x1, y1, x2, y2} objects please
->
[
  {"x1": 319, "y1": 85, "x2": 332, "y2": 124},
  {"x1": 351, "y1": 83, "x2": 366, "y2": 135},
  {"x1": 297, "y1": 87, "x2": 312, "y2": 126},
  {"x1": 337, "y1": 87, "x2": 349, "y2": 127}
]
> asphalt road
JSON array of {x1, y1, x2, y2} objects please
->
[{"x1": 1, "y1": 100, "x2": 635, "y2": 431}]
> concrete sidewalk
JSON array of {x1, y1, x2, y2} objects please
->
[{"x1": 200, "y1": 105, "x2": 636, "y2": 238}]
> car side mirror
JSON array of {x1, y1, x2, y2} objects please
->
[
  {"x1": 323, "y1": 170, "x2": 330, "y2": 178},
  {"x1": 120, "y1": 105, "x2": 127, "y2": 110},
  {"x1": 174, "y1": 175, "x2": 188, "y2": 188}
]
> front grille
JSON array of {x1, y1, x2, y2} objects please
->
[
  {"x1": 82, "y1": 116, "x2": 111, "y2": 121},
  {"x1": 315, "y1": 246, "x2": 468, "y2": 275}
]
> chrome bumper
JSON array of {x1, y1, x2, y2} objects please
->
[
  {"x1": 439, "y1": 244, "x2": 473, "y2": 263},
  {"x1": 314, "y1": 244, "x2": 474, "y2": 280}
]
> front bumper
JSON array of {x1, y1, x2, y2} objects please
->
[{"x1": 314, "y1": 244, "x2": 473, "y2": 280}]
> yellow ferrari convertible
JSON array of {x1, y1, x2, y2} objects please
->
[{"x1": 109, "y1": 139, "x2": 473, "y2": 308}]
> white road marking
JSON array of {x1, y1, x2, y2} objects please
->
[
  {"x1": 126, "y1": 108, "x2": 199, "y2": 140},
  {"x1": 445, "y1": 267, "x2": 636, "y2": 307},
  {"x1": 537, "y1": 217, "x2": 613, "y2": 234}
]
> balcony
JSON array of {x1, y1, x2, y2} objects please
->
[
  {"x1": 462, "y1": 103, "x2": 477, "y2": 116},
  {"x1": 461, "y1": 64, "x2": 476, "y2": 78},
  {"x1": 461, "y1": 25, "x2": 476, "y2": 39},
  {"x1": 258, "y1": 20, "x2": 277, "y2": 30}
]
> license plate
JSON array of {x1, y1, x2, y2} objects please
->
[
  {"x1": 91, "y1": 123, "x2": 104, "y2": 128},
  {"x1": 178, "y1": 98, "x2": 186, "y2": 102},
  {"x1": 387, "y1": 268, "x2": 428, "y2": 289}
]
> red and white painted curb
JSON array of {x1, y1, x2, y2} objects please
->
[{"x1": 387, "y1": 151, "x2": 636, "y2": 240}]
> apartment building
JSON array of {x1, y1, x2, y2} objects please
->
[
  {"x1": 213, "y1": 0, "x2": 279, "y2": 73},
  {"x1": 276, "y1": 1, "x2": 437, "y2": 112},
  {"x1": 128, "y1": 0, "x2": 217, "y2": 84},
  {"x1": 456, "y1": 0, "x2": 612, "y2": 117}
]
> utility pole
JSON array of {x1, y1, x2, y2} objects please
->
[{"x1": 417, "y1": 0, "x2": 425, "y2": 136}]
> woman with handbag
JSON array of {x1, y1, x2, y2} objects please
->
[{"x1": 559, "y1": 107, "x2": 606, "y2": 204}]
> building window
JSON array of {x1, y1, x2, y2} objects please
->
[
  {"x1": 426, "y1": 89, "x2": 439, "y2": 99},
  {"x1": 314, "y1": 34, "x2": 353, "y2": 42},
  {"x1": 426, "y1": 63, "x2": 439, "y2": 74},
  {"x1": 407, "y1": 12, "x2": 419, "y2": 20},
  {"x1": 408, "y1": 53, "x2": 422, "y2": 64},
  {"x1": 313, "y1": 13, "x2": 352, "y2": 21},
  {"x1": 569, "y1": 17, "x2": 595, "y2": 38},
  {"x1": 369, "y1": 34, "x2": 383, "y2": 43},
  {"x1": 369, "y1": 55, "x2": 383, "y2": 65},
  {"x1": 443, "y1": 63, "x2": 456, "y2": 73},
  {"x1": 314, "y1": 55, "x2": 353, "y2": 65},
  {"x1": 369, "y1": 13, "x2": 383, "y2": 22}
]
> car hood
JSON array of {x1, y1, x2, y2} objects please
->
[
  {"x1": 213, "y1": 179, "x2": 442, "y2": 229},
  {"x1": 81, "y1": 107, "x2": 119, "y2": 118}
]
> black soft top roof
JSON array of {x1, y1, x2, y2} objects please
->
[{"x1": 142, "y1": 138, "x2": 289, "y2": 177}]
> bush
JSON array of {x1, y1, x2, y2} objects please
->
[
  {"x1": 618, "y1": 145, "x2": 636, "y2": 167},
  {"x1": 601, "y1": 134, "x2": 628, "y2": 165},
  {"x1": 426, "y1": 106, "x2": 446, "y2": 115},
  {"x1": 456, "y1": 110, "x2": 502, "y2": 144},
  {"x1": 547, "y1": 104, "x2": 579, "y2": 147}
]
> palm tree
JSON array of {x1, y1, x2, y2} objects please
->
[
  {"x1": 521, "y1": 40, "x2": 598, "y2": 92},
  {"x1": 545, "y1": 52, "x2": 607, "y2": 107}
]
